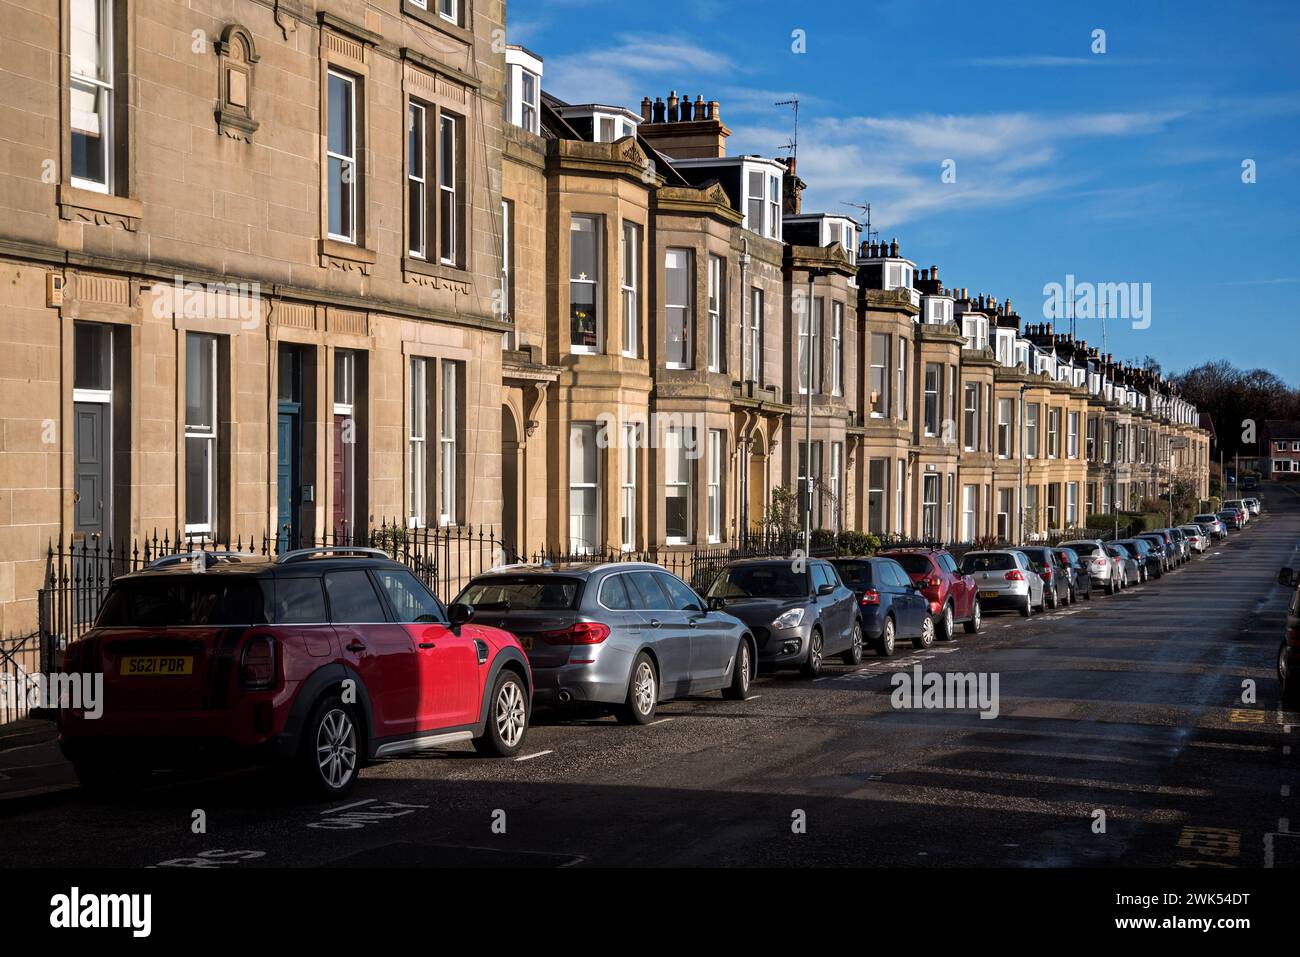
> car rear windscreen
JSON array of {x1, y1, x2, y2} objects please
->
[
  {"x1": 96, "y1": 577, "x2": 271, "y2": 627},
  {"x1": 709, "y1": 565, "x2": 807, "y2": 599},
  {"x1": 456, "y1": 577, "x2": 581, "y2": 611},
  {"x1": 832, "y1": 563, "x2": 873, "y2": 588},
  {"x1": 889, "y1": 554, "x2": 933, "y2": 575},
  {"x1": 961, "y1": 553, "x2": 1015, "y2": 573}
]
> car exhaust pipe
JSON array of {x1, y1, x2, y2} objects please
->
[{"x1": 557, "y1": 690, "x2": 572, "y2": 704}]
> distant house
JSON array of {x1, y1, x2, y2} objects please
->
[{"x1": 1261, "y1": 420, "x2": 1300, "y2": 480}]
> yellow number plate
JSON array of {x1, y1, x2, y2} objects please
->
[
  {"x1": 121, "y1": 655, "x2": 193, "y2": 676},
  {"x1": 979, "y1": 591, "x2": 999, "y2": 600},
  {"x1": 517, "y1": 636, "x2": 534, "y2": 652}
]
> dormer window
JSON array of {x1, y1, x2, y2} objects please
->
[
  {"x1": 504, "y1": 46, "x2": 543, "y2": 135},
  {"x1": 742, "y1": 165, "x2": 781, "y2": 239}
]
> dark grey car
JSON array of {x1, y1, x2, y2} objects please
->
[
  {"x1": 455, "y1": 562, "x2": 755, "y2": 725},
  {"x1": 705, "y1": 558, "x2": 860, "y2": 678},
  {"x1": 1016, "y1": 546, "x2": 1072, "y2": 609}
]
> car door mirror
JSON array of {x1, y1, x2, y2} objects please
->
[
  {"x1": 447, "y1": 602, "x2": 474, "y2": 628},
  {"x1": 1281, "y1": 568, "x2": 1296, "y2": 588},
  {"x1": 817, "y1": 583, "x2": 835, "y2": 596},
  {"x1": 707, "y1": 596, "x2": 727, "y2": 612}
]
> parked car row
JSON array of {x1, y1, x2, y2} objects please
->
[{"x1": 57, "y1": 502, "x2": 1262, "y2": 798}]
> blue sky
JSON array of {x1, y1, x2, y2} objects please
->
[{"x1": 509, "y1": 0, "x2": 1300, "y2": 385}]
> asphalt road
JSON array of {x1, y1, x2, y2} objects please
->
[{"x1": 4, "y1": 484, "x2": 1299, "y2": 869}]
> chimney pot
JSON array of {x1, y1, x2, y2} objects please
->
[
  {"x1": 640, "y1": 97, "x2": 652, "y2": 122},
  {"x1": 653, "y1": 97, "x2": 665, "y2": 123},
  {"x1": 667, "y1": 91, "x2": 679, "y2": 122}
]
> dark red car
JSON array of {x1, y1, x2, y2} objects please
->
[
  {"x1": 877, "y1": 547, "x2": 981, "y2": 639},
  {"x1": 58, "y1": 547, "x2": 532, "y2": 798}
]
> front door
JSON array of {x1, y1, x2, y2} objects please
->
[
  {"x1": 276, "y1": 410, "x2": 300, "y2": 551},
  {"x1": 73, "y1": 402, "x2": 111, "y2": 545},
  {"x1": 277, "y1": 345, "x2": 303, "y2": 552}
]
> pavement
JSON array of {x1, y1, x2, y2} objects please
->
[{"x1": 3, "y1": 482, "x2": 1298, "y2": 868}]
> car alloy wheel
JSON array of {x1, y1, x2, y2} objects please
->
[
  {"x1": 878, "y1": 617, "x2": 896, "y2": 656},
  {"x1": 808, "y1": 631, "x2": 823, "y2": 671},
  {"x1": 738, "y1": 643, "x2": 751, "y2": 692},
  {"x1": 316, "y1": 708, "x2": 358, "y2": 792},
  {"x1": 495, "y1": 679, "x2": 527, "y2": 748},
  {"x1": 633, "y1": 660, "x2": 656, "y2": 716},
  {"x1": 968, "y1": 601, "x2": 981, "y2": 632},
  {"x1": 941, "y1": 604, "x2": 954, "y2": 641},
  {"x1": 915, "y1": 615, "x2": 935, "y2": 648}
]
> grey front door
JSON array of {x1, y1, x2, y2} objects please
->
[{"x1": 73, "y1": 401, "x2": 111, "y2": 542}]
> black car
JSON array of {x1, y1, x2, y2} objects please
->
[
  {"x1": 1136, "y1": 533, "x2": 1171, "y2": 575},
  {"x1": 1016, "y1": 546, "x2": 1071, "y2": 609},
  {"x1": 706, "y1": 558, "x2": 859, "y2": 677},
  {"x1": 1054, "y1": 546, "x2": 1093, "y2": 602},
  {"x1": 1116, "y1": 538, "x2": 1158, "y2": 582},
  {"x1": 829, "y1": 557, "x2": 933, "y2": 656}
]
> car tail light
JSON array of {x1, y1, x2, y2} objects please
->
[
  {"x1": 240, "y1": 635, "x2": 277, "y2": 691},
  {"x1": 541, "y1": 621, "x2": 611, "y2": 645},
  {"x1": 860, "y1": 589, "x2": 880, "y2": 606},
  {"x1": 1005, "y1": 570, "x2": 1024, "y2": 582},
  {"x1": 1288, "y1": 626, "x2": 1300, "y2": 648},
  {"x1": 1041, "y1": 568, "x2": 1053, "y2": 580}
]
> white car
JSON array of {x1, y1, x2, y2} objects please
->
[
  {"x1": 1223, "y1": 500, "x2": 1250, "y2": 524},
  {"x1": 1244, "y1": 497, "x2": 1261, "y2": 516},
  {"x1": 1179, "y1": 524, "x2": 1209, "y2": 553}
]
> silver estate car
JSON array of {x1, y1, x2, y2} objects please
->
[
  {"x1": 1106, "y1": 543, "x2": 1141, "y2": 588},
  {"x1": 1194, "y1": 513, "x2": 1227, "y2": 539},
  {"x1": 1062, "y1": 539, "x2": 1119, "y2": 594},
  {"x1": 959, "y1": 550, "x2": 1045, "y2": 618},
  {"x1": 455, "y1": 563, "x2": 755, "y2": 725}
]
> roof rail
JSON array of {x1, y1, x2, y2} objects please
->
[
  {"x1": 146, "y1": 550, "x2": 259, "y2": 570},
  {"x1": 276, "y1": 546, "x2": 392, "y2": 565}
]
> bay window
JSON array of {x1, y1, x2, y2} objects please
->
[
  {"x1": 707, "y1": 255, "x2": 723, "y2": 372},
  {"x1": 870, "y1": 333, "x2": 889, "y2": 417},
  {"x1": 748, "y1": 287, "x2": 763, "y2": 383},
  {"x1": 664, "y1": 248, "x2": 692, "y2": 368},
  {"x1": 569, "y1": 423, "x2": 600, "y2": 552},
  {"x1": 665, "y1": 428, "x2": 693, "y2": 544},
  {"x1": 569, "y1": 215, "x2": 601, "y2": 352},
  {"x1": 707, "y1": 430, "x2": 723, "y2": 543},
  {"x1": 621, "y1": 222, "x2": 641, "y2": 357},
  {"x1": 831, "y1": 302, "x2": 843, "y2": 396}
]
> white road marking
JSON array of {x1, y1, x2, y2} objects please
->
[
  {"x1": 744, "y1": 695, "x2": 762, "y2": 701},
  {"x1": 648, "y1": 717, "x2": 673, "y2": 726},
  {"x1": 321, "y1": 799, "x2": 375, "y2": 815},
  {"x1": 515, "y1": 750, "x2": 553, "y2": 762}
]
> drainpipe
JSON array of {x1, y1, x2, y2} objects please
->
[
  {"x1": 803, "y1": 270, "x2": 819, "y2": 554},
  {"x1": 1018, "y1": 384, "x2": 1028, "y2": 545}
]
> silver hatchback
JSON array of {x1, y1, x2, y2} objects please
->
[
  {"x1": 959, "y1": 550, "x2": 1045, "y2": 618},
  {"x1": 455, "y1": 563, "x2": 755, "y2": 725}
]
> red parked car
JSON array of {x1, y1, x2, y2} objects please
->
[
  {"x1": 877, "y1": 547, "x2": 981, "y2": 639},
  {"x1": 58, "y1": 547, "x2": 532, "y2": 798}
]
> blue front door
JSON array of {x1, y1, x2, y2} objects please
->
[{"x1": 277, "y1": 406, "x2": 300, "y2": 551}]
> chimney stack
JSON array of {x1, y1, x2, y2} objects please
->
[{"x1": 636, "y1": 90, "x2": 732, "y2": 159}]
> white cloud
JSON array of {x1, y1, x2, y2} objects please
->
[{"x1": 543, "y1": 34, "x2": 738, "y2": 108}]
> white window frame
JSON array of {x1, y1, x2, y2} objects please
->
[
  {"x1": 870, "y1": 333, "x2": 889, "y2": 418},
  {"x1": 922, "y1": 474, "x2": 940, "y2": 541},
  {"x1": 438, "y1": 360, "x2": 457, "y2": 526},
  {"x1": 184, "y1": 333, "x2": 218, "y2": 536},
  {"x1": 707, "y1": 254, "x2": 723, "y2": 373},
  {"x1": 570, "y1": 214, "x2": 602, "y2": 354},
  {"x1": 665, "y1": 427, "x2": 693, "y2": 545},
  {"x1": 963, "y1": 382, "x2": 979, "y2": 451},
  {"x1": 408, "y1": 358, "x2": 428, "y2": 528},
  {"x1": 407, "y1": 102, "x2": 427, "y2": 258},
  {"x1": 748, "y1": 286, "x2": 763, "y2": 384},
  {"x1": 327, "y1": 69, "x2": 357, "y2": 244},
  {"x1": 664, "y1": 248, "x2": 692, "y2": 369},
  {"x1": 70, "y1": 0, "x2": 114, "y2": 194},
  {"x1": 438, "y1": 112, "x2": 458, "y2": 265},
  {"x1": 1026, "y1": 402, "x2": 1039, "y2": 459},
  {"x1": 707, "y1": 429, "x2": 723, "y2": 543},
  {"x1": 831, "y1": 301, "x2": 843, "y2": 396},
  {"x1": 621, "y1": 221, "x2": 641, "y2": 358},
  {"x1": 620, "y1": 423, "x2": 639, "y2": 551},
  {"x1": 924, "y1": 363, "x2": 941, "y2": 437},
  {"x1": 438, "y1": 0, "x2": 458, "y2": 25},
  {"x1": 519, "y1": 69, "x2": 539, "y2": 133},
  {"x1": 569, "y1": 422, "x2": 600, "y2": 553},
  {"x1": 1068, "y1": 411, "x2": 1080, "y2": 459},
  {"x1": 997, "y1": 398, "x2": 1012, "y2": 459}
]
